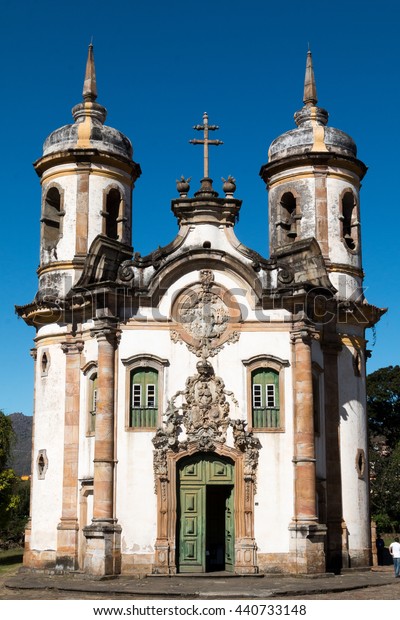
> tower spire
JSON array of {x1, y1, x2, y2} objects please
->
[
  {"x1": 303, "y1": 49, "x2": 317, "y2": 106},
  {"x1": 83, "y1": 43, "x2": 97, "y2": 102}
]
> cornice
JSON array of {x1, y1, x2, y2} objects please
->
[{"x1": 260, "y1": 151, "x2": 367, "y2": 186}]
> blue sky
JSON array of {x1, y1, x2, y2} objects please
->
[{"x1": 1, "y1": 0, "x2": 398, "y2": 415}]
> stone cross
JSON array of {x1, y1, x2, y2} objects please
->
[{"x1": 189, "y1": 112, "x2": 223, "y2": 178}]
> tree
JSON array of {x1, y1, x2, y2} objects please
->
[
  {"x1": 367, "y1": 365, "x2": 400, "y2": 448},
  {"x1": 369, "y1": 442, "x2": 400, "y2": 531},
  {"x1": 0, "y1": 411, "x2": 29, "y2": 547},
  {"x1": 367, "y1": 366, "x2": 400, "y2": 531}
]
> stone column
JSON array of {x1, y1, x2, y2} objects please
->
[
  {"x1": 75, "y1": 164, "x2": 90, "y2": 256},
  {"x1": 314, "y1": 167, "x2": 329, "y2": 259},
  {"x1": 56, "y1": 339, "x2": 84, "y2": 570},
  {"x1": 289, "y1": 325, "x2": 326, "y2": 573},
  {"x1": 83, "y1": 318, "x2": 121, "y2": 576}
]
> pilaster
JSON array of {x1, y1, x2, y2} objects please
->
[
  {"x1": 314, "y1": 166, "x2": 328, "y2": 258},
  {"x1": 83, "y1": 318, "x2": 121, "y2": 576},
  {"x1": 75, "y1": 163, "x2": 90, "y2": 256},
  {"x1": 290, "y1": 325, "x2": 318, "y2": 524},
  {"x1": 56, "y1": 339, "x2": 84, "y2": 570},
  {"x1": 289, "y1": 323, "x2": 326, "y2": 573}
]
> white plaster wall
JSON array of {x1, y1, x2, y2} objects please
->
[
  {"x1": 330, "y1": 272, "x2": 363, "y2": 302},
  {"x1": 115, "y1": 325, "x2": 294, "y2": 555},
  {"x1": 116, "y1": 433, "x2": 157, "y2": 555},
  {"x1": 78, "y1": 336, "x2": 98, "y2": 481},
  {"x1": 37, "y1": 324, "x2": 68, "y2": 339},
  {"x1": 338, "y1": 342, "x2": 369, "y2": 551},
  {"x1": 38, "y1": 268, "x2": 78, "y2": 297},
  {"x1": 254, "y1": 430, "x2": 293, "y2": 553},
  {"x1": 30, "y1": 343, "x2": 66, "y2": 551},
  {"x1": 180, "y1": 224, "x2": 254, "y2": 260}
]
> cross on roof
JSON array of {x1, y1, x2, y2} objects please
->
[{"x1": 189, "y1": 112, "x2": 223, "y2": 179}]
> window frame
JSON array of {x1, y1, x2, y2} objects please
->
[
  {"x1": 243, "y1": 354, "x2": 289, "y2": 432},
  {"x1": 121, "y1": 354, "x2": 169, "y2": 432},
  {"x1": 130, "y1": 367, "x2": 158, "y2": 428},
  {"x1": 82, "y1": 361, "x2": 98, "y2": 437}
]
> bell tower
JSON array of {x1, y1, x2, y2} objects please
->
[
  {"x1": 34, "y1": 45, "x2": 141, "y2": 302},
  {"x1": 260, "y1": 51, "x2": 367, "y2": 302}
]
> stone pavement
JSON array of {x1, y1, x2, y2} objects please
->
[{"x1": 3, "y1": 566, "x2": 399, "y2": 599}]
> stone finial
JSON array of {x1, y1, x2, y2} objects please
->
[
  {"x1": 194, "y1": 177, "x2": 218, "y2": 198},
  {"x1": 222, "y1": 175, "x2": 236, "y2": 196},
  {"x1": 83, "y1": 43, "x2": 98, "y2": 102},
  {"x1": 303, "y1": 49, "x2": 318, "y2": 106},
  {"x1": 176, "y1": 176, "x2": 191, "y2": 197}
]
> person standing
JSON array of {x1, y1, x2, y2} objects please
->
[
  {"x1": 389, "y1": 536, "x2": 400, "y2": 577},
  {"x1": 376, "y1": 534, "x2": 385, "y2": 566}
]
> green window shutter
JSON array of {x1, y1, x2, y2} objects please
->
[
  {"x1": 130, "y1": 367, "x2": 158, "y2": 428},
  {"x1": 251, "y1": 368, "x2": 280, "y2": 428}
]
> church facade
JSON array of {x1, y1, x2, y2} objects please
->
[{"x1": 17, "y1": 47, "x2": 384, "y2": 576}]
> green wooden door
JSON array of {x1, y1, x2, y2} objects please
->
[
  {"x1": 179, "y1": 486, "x2": 205, "y2": 572},
  {"x1": 178, "y1": 454, "x2": 235, "y2": 573}
]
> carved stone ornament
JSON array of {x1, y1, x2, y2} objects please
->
[
  {"x1": 152, "y1": 361, "x2": 260, "y2": 490},
  {"x1": 171, "y1": 270, "x2": 240, "y2": 359},
  {"x1": 176, "y1": 176, "x2": 191, "y2": 197},
  {"x1": 231, "y1": 419, "x2": 262, "y2": 483},
  {"x1": 222, "y1": 175, "x2": 236, "y2": 196},
  {"x1": 37, "y1": 449, "x2": 49, "y2": 480},
  {"x1": 277, "y1": 264, "x2": 294, "y2": 284},
  {"x1": 118, "y1": 259, "x2": 135, "y2": 283}
]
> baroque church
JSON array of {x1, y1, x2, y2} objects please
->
[{"x1": 17, "y1": 46, "x2": 384, "y2": 576}]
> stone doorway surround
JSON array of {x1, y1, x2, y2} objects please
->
[{"x1": 153, "y1": 443, "x2": 259, "y2": 575}]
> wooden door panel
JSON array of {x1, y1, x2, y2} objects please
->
[
  {"x1": 208, "y1": 459, "x2": 234, "y2": 483},
  {"x1": 179, "y1": 460, "x2": 203, "y2": 483},
  {"x1": 179, "y1": 486, "x2": 205, "y2": 572}
]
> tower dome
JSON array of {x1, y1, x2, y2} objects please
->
[
  {"x1": 32, "y1": 45, "x2": 140, "y2": 304},
  {"x1": 268, "y1": 51, "x2": 357, "y2": 162},
  {"x1": 42, "y1": 44, "x2": 133, "y2": 160},
  {"x1": 260, "y1": 51, "x2": 367, "y2": 302}
]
